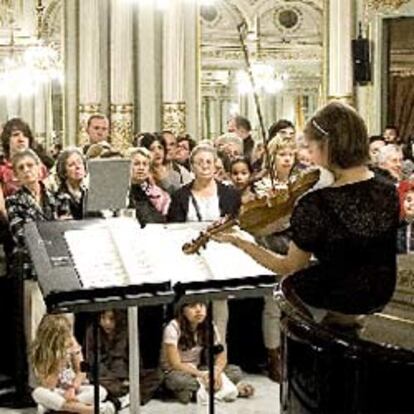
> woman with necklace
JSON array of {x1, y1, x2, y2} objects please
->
[{"x1": 55, "y1": 147, "x2": 88, "y2": 220}]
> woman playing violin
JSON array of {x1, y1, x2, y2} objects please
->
[{"x1": 214, "y1": 101, "x2": 399, "y2": 320}]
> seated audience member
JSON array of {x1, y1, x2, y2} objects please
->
[
  {"x1": 128, "y1": 147, "x2": 170, "y2": 226},
  {"x1": 83, "y1": 114, "x2": 111, "y2": 155},
  {"x1": 167, "y1": 144, "x2": 240, "y2": 223},
  {"x1": 32, "y1": 314, "x2": 115, "y2": 414},
  {"x1": 215, "y1": 151, "x2": 231, "y2": 183},
  {"x1": 175, "y1": 134, "x2": 196, "y2": 171},
  {"x1": 296, "y1": 144, "x2": 312, "y2": 170},
  {"x1": 376, "y1": 144, "x2": 403, "y2": 183},
  {"x1": 267, "y1": 119, "x2": 295, "y2": 143},
  {"x1": 368, "y1": 135, "x2": 386, "y2": 166},
  {"x1": 85, "y1": 309, "x2": 163, "y2": 408},
  {"x1": 254, "y1": 133, "x2": 297, "y2": 196},
  {"x1": 0, "y1": 118, "x2": 49, "y2": 219},
  {"x1": 229, "y1": 157, "x2": 255, "y2": 204},
  {"x1": 6, "y1": 149, "x2": 71, "y2": 388},
  {"x1": 383, "y1": 125, "x2": 400, "y2": 145},
  {"x1": 139, "y1": 133, "x2": 192, "y2": 194},
  {"x1": 397, "y1": 180, "x2": 414, "y2": 254},
  {"x1": 160, "y1": 302, "x2": 253, "y2": 404},
  {"x1": 55, "y1": 148, "x2": 88, "y2": 220},
  {"x1": 234, "y1": 116, "x2": 255, "y2": 161}
]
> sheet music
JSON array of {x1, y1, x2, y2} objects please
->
[
  {"x1": 64, "y1": 227, "x2": 129, "y2": 288},
  {"x1": 64, "y1": 219, "x2": 273, "y2": 289},
  {"x1": 144, "y1": 223, "x2": 273, "y2": 284}
]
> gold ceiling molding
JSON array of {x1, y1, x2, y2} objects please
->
[{"x1": 366, "y1": 0, "x2": 410, "y2": 9}]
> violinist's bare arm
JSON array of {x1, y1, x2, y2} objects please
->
[{"x1": 212, "y1": 228, "x2": 311, "y2": 277}]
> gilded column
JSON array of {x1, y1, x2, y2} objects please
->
[
  {"x1": 328, "y1": 0, "x2": 354, "y2": 105},
  {"x1": 110, "y1": 0, "x2": 134, "y2": 154},
  {"x1": 137, "y1": 2, "x2": 162, "y2": 132},
  {"x1": 183, "y1": 0, "x2": 200, "y2": 139},
  {"x1": 78, "y1": 0, "x2": 101, "y2": 146},
  {"x1": 162, "y1": 0, "x2": 186, "y2": 136}
]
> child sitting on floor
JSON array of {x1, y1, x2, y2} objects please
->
[
  {"x1": 160, "y1": 301, "x2": 254, "y2": 404},
  {"x1": 31, "y1": 314, "x2": 115, "y2": 414}
]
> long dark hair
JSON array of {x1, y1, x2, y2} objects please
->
[{"x1": 176, "y1": 303, "x2": 209, "y2": 351}]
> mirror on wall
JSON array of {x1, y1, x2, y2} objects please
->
[
  {"x1": 200, "y1": 0, "x2": 324, "y2": 140},
  {"x1": 385, "y1": 17, "x2": 414, "y2": 142},
  {"x1": 0, "y1": 0, "x2": 64, "y2": 147}
]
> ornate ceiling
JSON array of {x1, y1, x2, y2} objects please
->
[{"x1": 200, "y1": 0, "x2": 323, "y2": 94}]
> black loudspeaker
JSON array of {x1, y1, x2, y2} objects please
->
[{"x1": 352, "y1": 38, "x2": 371, "y2": 84}]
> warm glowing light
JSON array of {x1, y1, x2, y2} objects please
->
[{"x1": 236, "y1": 63, "x2": 286, "y2": 95}]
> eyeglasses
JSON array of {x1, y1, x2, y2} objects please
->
[{"x1": 192, "y1": 159, "x2": 214, "y2": 167}]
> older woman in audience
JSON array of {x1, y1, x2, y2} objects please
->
[
  {"x1": 55, "y1": 147, "x2": 88, "y2": 220},
  {"x1": 0, "y1": 118, "x2": 49, "y2": 220},
  {"x1": 377, "y1": 144, "x2": 403, "y2": 183},
  {"x1": 5, "y1": 148, "x2": 70, "y2": 388},
  {"x1": 128, "y1": 147, "x2": 170, "y2": 226}
]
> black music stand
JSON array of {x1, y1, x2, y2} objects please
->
[{"x1": 24, "y1": 220, "x2": 173, "y2": 414}]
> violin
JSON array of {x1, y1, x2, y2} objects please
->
[{"x1": 182, "y1": 168, "x2": 320, "y2": 255}]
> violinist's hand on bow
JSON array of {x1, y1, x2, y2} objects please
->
[{"x1": 211, "y1": 225, "x2": 251, "y2": 246}]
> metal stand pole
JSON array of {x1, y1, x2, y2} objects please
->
[
  {"x1": 128, "y1": 306, "x2": 140, "y2": 413},
  {"x1": 207, "y1": 301, "x2": 215, "y2": 414},
  {"x1": 93, "y1": 315, "x2": 100, "y2": 414}
]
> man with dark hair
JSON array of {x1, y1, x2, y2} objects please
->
[
  {"x1": 234, "y1": 115, "x2": 254, "y2": 161},
  {"x1": 383, "y1": 125, "x2": 400, "y2": 145},
  {"x1": 175, "y1": 134, "x2": 196, "y2": 171},
  {"x1": 268, "y1": 119, "x2": 295, "y2": 142}
]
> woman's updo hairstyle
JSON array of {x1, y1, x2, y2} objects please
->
[{"x1": 304, "y1": 101, "x2": 369, "y2": 169}]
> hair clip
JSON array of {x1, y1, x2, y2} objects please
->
[{"x1": 312, "y1": 119, "x2": 329, "y2": 136}]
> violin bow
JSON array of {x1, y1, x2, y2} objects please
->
[{"x1": 237, "y1": 20, "x2": 275, "y2": 188}]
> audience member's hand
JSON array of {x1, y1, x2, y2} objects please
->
[{"x1": 64, "y1": 386, "x2": 77, "y2": 401}]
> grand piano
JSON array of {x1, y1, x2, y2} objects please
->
[{"x1": 276, "y1": 256, "x2": 414, "y2": 414}]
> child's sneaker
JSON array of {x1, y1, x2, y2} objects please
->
[{"x1": 100, "y1": 401, "x2": 116, "y2": 414}]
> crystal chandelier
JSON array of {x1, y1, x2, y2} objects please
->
[
  {"x1": 236, "y1": 63, "x2": 287, "y2": 95},
  {"x1": 0, "y1": 0, "x2": 63, "y2": 97}
]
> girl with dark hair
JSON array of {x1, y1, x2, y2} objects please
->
[
  {"x1": 160, "y1": 302, "x2": 253, "y2": 404},
  {"x1": 84, "y1": 309, "x2": 163, "y2": 407}
]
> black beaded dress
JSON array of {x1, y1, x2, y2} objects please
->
[{"x1": 289, "y1": 176, "x2": 399, "y2": 314}]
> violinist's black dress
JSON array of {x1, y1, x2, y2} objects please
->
[{"x1": 289, "y1": 176, "x2": 399, "y2": 314}]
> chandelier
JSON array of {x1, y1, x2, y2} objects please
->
[
  {"x1": 0, "y1": 0, "x2": 63, "y2": 97},
  {"x1": 236, "y1": 63, "x2": 287, "y2": 95}
]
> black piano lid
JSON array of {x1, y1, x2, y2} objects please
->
[{"x1": 276, "y1": 292, "x2": 414, "y2": 362}]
